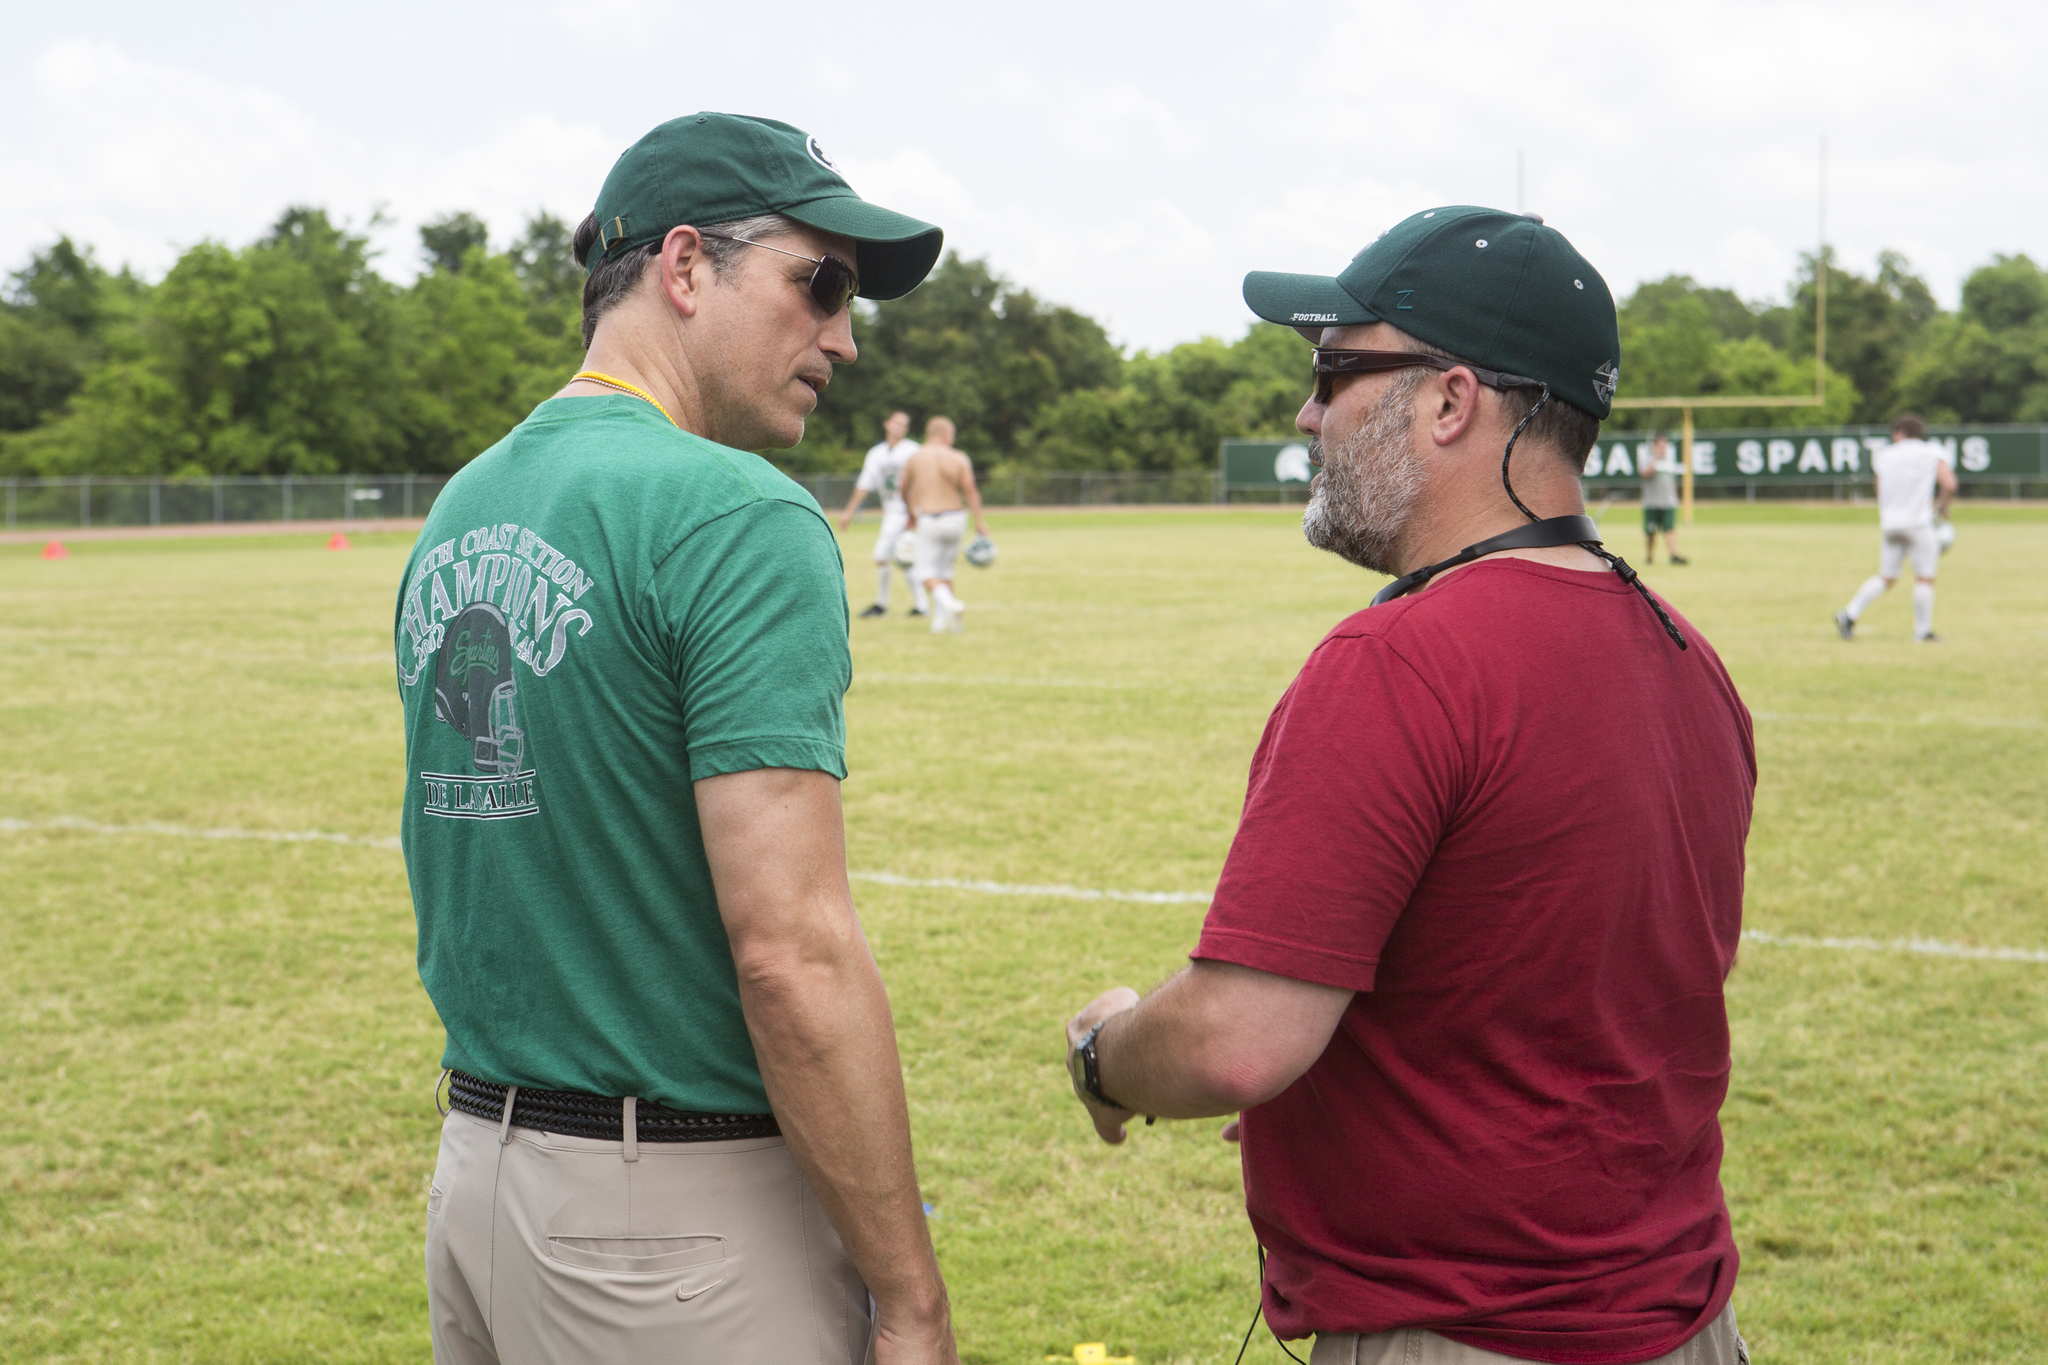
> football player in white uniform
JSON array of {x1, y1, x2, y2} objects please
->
[
  {"x1": 838, "y1": 410, "x2": 927, "y2": 617},
  {"x1": 1836, "y1": 413, "x2": 1958, "y2": 642}
]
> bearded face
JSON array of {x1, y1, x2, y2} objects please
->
[{"x1": 1301, "y1": 367, "x2": 1430, "y2": 574}]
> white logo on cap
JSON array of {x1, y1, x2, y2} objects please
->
[
  {"x1": 1594, "y1": 361, "x2": 1619, "y2": 404},
  {"x1": 805, "y1": 135, "x2": 841, "y2": 175},
  {"x1": 1291, "y1": 312, "x2": 1341, "y2": 323}
]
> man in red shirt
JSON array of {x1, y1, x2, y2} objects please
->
[{"x1": 1062, "y1": 208, "x2": 1755, "y2": 1365}]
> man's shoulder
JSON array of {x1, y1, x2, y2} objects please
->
[{"x1": 461, "y1": 397, "x2": 827, "y2": 531}]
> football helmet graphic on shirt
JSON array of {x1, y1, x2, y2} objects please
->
[{"x1": 434, "y1": 603, "x2": 526, "y2": 774}]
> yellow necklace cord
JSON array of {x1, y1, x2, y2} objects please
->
[{"x1": 571, "y1": 370, "x2": 679, "y2": 428}]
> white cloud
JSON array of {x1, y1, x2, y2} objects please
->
[{"x1": 7, "y1": 0, "x2": 2048, "y2": 355}]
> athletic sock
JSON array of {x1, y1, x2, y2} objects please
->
[
  {"x1": 1913, "y1": 582, "x2": 1935, "y2": 638},
  {"x1": 874, "y1": 565, "x2": 892, "y2": 610},
  {"x1": 912, "y1": 579, "x2": 931, "y2": 613},
  {"x1": 1845, "y1": 576, "x2": 1887, "y2": 621},
  {"x1": 933, "y1": 583, "x2": 963, "y2": 615}
]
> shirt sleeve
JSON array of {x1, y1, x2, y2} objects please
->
[
  {"x1": 854, "y1": 447, "x2": 884, "y2": 493},
  {"x1": 655, "y1": 498, "x2": 851, "y2": 782},
  {"x1": 1194, "y1": 632, "x2": 1464, "y2": 992}
]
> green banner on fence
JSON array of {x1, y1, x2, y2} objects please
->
[
  {"x1": 1222, "y1": 426, "x2": 2047, "y2": 486},
  {"x1": 1221, "y1": 440, "x2": 1318, "y2": 488}
]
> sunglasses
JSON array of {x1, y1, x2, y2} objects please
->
[
  {"x1": 1311, "y1": 349, "x2": 1541, "y2": 405},
  {"x1": 699, "y1": 233, "x2": 861, "y2": 316}
]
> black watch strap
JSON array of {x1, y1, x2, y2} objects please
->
[{"x1": 1070, "y1": 1020, "x2": 1127, "y2": 1110}]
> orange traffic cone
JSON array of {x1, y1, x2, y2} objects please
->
[
  {"x1": 41, "y1": 540, "x2": 69, "y2": 560},
  {"x1": 326, "y1": 532, "x2": 351, "y2": 551}
]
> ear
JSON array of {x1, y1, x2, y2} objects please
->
[
  {"x1": 658, "y1": 226, "x2": 708, "y2": 318},
  {"x1": 1426, "y1": 367, "x2": 1487, "y2": 449}
]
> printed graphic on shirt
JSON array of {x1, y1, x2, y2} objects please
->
[{"x1": 398, "y1": 521, "x2": 600, "y2": 821}]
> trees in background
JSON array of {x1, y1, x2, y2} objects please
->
[
  {"x1": 5, "y1": 217, "x2": 2047, "y2": 477},
  {"x1": 0, "y1": 209, "x2": 581, "y2": 477}
]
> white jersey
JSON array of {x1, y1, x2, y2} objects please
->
[
  {"x1": 1873, "y1": 439, "x2": 1948, "y2": 531},
  {"x1": 855, "y1": 439, "x2": 918, "y2": 513}
]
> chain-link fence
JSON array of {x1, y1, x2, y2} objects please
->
[
  {"x1": 790, "y1": 469, "x2": 1231, "y2": 509},
  {"x1": 8, "y1": 469, "x2": 2038, "y2": 533},
  {"x1": 3, "y1": 475, "x2": 452, "y2": 531}
]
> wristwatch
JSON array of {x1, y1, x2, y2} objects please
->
[{"x1": 1068, "y1": 1019, "x2": 1127, "y2": 1111}]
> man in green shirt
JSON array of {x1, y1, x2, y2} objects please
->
[{"x1": 395, "y1": 113, "x2": 955, "y2": 1365}]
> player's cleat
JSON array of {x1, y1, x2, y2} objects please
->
[
  {"x1": 909, "y1": 607, "x2": 928, "y2": 617},
  {"x1": 858, "y1": 603, "x2": 887, "y2": 618},
  {"x1": 1668, "y1": 555, "x2": 1689, "y2": 565},
  {"x1": 1916, "y1": 632, "x2": 1942, "y2": 643},
  {"x1": 929, "y1": 604, "x2": 951, "y2": 634},
  {"x1": 1834, "y1": 611, "x2": 1855, "y2": 641}
]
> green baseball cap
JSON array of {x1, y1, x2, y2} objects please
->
[
  {"x1": 587, "y1": 112, "x2": 944, "y2": 301},
  {"x1": 1242, "y1": 206, "x2": 1620, "y2": 419}
]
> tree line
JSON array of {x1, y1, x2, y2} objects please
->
[{"x1": 6, "y1": 207, "x2": 2047, "y2": 479}]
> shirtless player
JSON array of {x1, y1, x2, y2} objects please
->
[{"x1": 900, "y1": 417, "x2": 989, "y2": 634}]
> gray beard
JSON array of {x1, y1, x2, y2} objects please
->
[{"x1": 1300, "y1": 375, "x2": 1427, "y2": 575}]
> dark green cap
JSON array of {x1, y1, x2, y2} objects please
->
[
  {"x1": 587, "y1": 112, "x2": 944, "y2": 301},
  {"x1": 1243, "y1": 206, "x2": 1620, "y2": 419}
]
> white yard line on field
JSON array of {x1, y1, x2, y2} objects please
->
[
  {"x1": 857, "y1": 671, "x2": 1279, "y2": 694},
  {"x1": 1751, "y1": 710, "x2": 2045, "y2": 730},
  {"x1": 1742, "y1": 928, "x2": 2048, "y2": 964},
  {"x1": 0, "y1": 815, "x2": 403, "y2": 850},
  {"x1": 847, "y1": 870, "x2": 1209, "y2": 904},
  {"x1": 5, "y1": 817, "x2": 2045, "y2": 964}
]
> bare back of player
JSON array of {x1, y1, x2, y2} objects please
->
[{"x1": 900, "y1": 417, "x2": 988, "y2": 633}]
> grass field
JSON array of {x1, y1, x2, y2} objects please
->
[{"x1": 3, "y1": 503, "x2": 2045, "y2": 1364}]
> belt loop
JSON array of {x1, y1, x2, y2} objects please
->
[
  {"x1": 622, "y1": 1097, "x2": 639, "y2": 1162},
  {"x1": 434, "y1": 1069, "x2": 451, "y2": 1118},
  {"x1": 498, "y1": 1085, "x2": 519, "y2": 1145}
]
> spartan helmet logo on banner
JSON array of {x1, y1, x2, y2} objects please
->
[{"x1": 434, "y1": 603, "x2": 526, "y2": 775}]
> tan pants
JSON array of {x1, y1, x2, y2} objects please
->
[
  {"x1": 1311, "y1": 1301, "x2": 1747, "y2": 1365},
  {"x1": 426, "y1": 1108, "x2": 875, "y2": 1364}
]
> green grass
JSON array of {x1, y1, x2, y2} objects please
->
[{"x1": 2, "y1": 505, "x2": 2044, "y2": 1363}]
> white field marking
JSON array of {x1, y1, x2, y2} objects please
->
[
  {"x1": 1743, "y1": 928, "x2": 2048, "y2": 964},
  {"x1": 0, "y1": 816, "x2": 401, "y2": 850},
  {"x1": 1, "y1": 642, "x2": 392, "y2": 666},
  {"x1": 847, "y1": 870, "x2": 1210, "y2": 904},
  {"x1": 857, "y1": 671, "x2": 1279, "y2": 695},
  {"x1": 1751, "y1": 710, "x2": 2044, "y2": 730},
  {"x1": 6, "y1": 818, "x2": 2044, "y2": 963}
]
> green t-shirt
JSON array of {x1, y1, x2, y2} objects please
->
[{"x1": 394, "y1": 394, "x2": 850, "y2": 1114}]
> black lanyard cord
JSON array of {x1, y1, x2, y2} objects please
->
[{"x1": 1371, "y1": 384, "x2": 1688, "y2": 650}]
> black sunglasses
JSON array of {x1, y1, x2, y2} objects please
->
[
  {"x1": 1311, "y1": 349, "x2": 1541, "y2": 405},
  {"x1": 699, "y1": 233, "x2": 860, "y2": 316}
]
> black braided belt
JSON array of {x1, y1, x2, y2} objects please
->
[{"x1": 447, "y1": 1069, "x2": 780, "y2": 1143}]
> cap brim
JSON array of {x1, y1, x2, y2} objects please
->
[
  {"x1": 783, "y1": 195, "x2": 943, "y2": 301},
  {"x1": 1242, "y1": 271, "x2": 1377, "y2": 340}
]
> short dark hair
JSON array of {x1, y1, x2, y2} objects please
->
[
  {"x1": 1891, "y1": 412, "x2": 1928, "y2": 440},
  {"x1": 570, "y1": 211, "x2": 801, "y2": 348},
  {"x1": 1393, "y1": 328, "x2": 1601, "y2": 468}
]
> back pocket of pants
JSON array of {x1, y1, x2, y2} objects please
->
[{"x1": 545, "y1": 1235, "x2": 723, "y2": 1275}]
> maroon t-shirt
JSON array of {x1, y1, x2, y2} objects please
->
[{"x1": 1195, "y1": 557, "x2": 1754, "y2": 1365}]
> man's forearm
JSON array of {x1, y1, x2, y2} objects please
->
[
  {"x1": 737, "y1": 918, "x2": 947, "y2": 1321},
  {"x1": 1073, "y1": 962, "x2": 1355, "y2": 1127}
]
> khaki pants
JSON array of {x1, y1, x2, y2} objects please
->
[
  {"x1": 1312, "y1": 1301, "x2": 1747, "y2": 1365},
  {"x1": 426, "y1": 1109, "x2": 875, "y2": 1364}
]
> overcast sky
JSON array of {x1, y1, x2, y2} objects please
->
[{"x1": 6, "y1": 0, "x2": 2045, "y2": 352}]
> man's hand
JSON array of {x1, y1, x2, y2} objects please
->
[{"x1": 1065, "y1": 987, "x2": 1140, "y2": 1144}]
